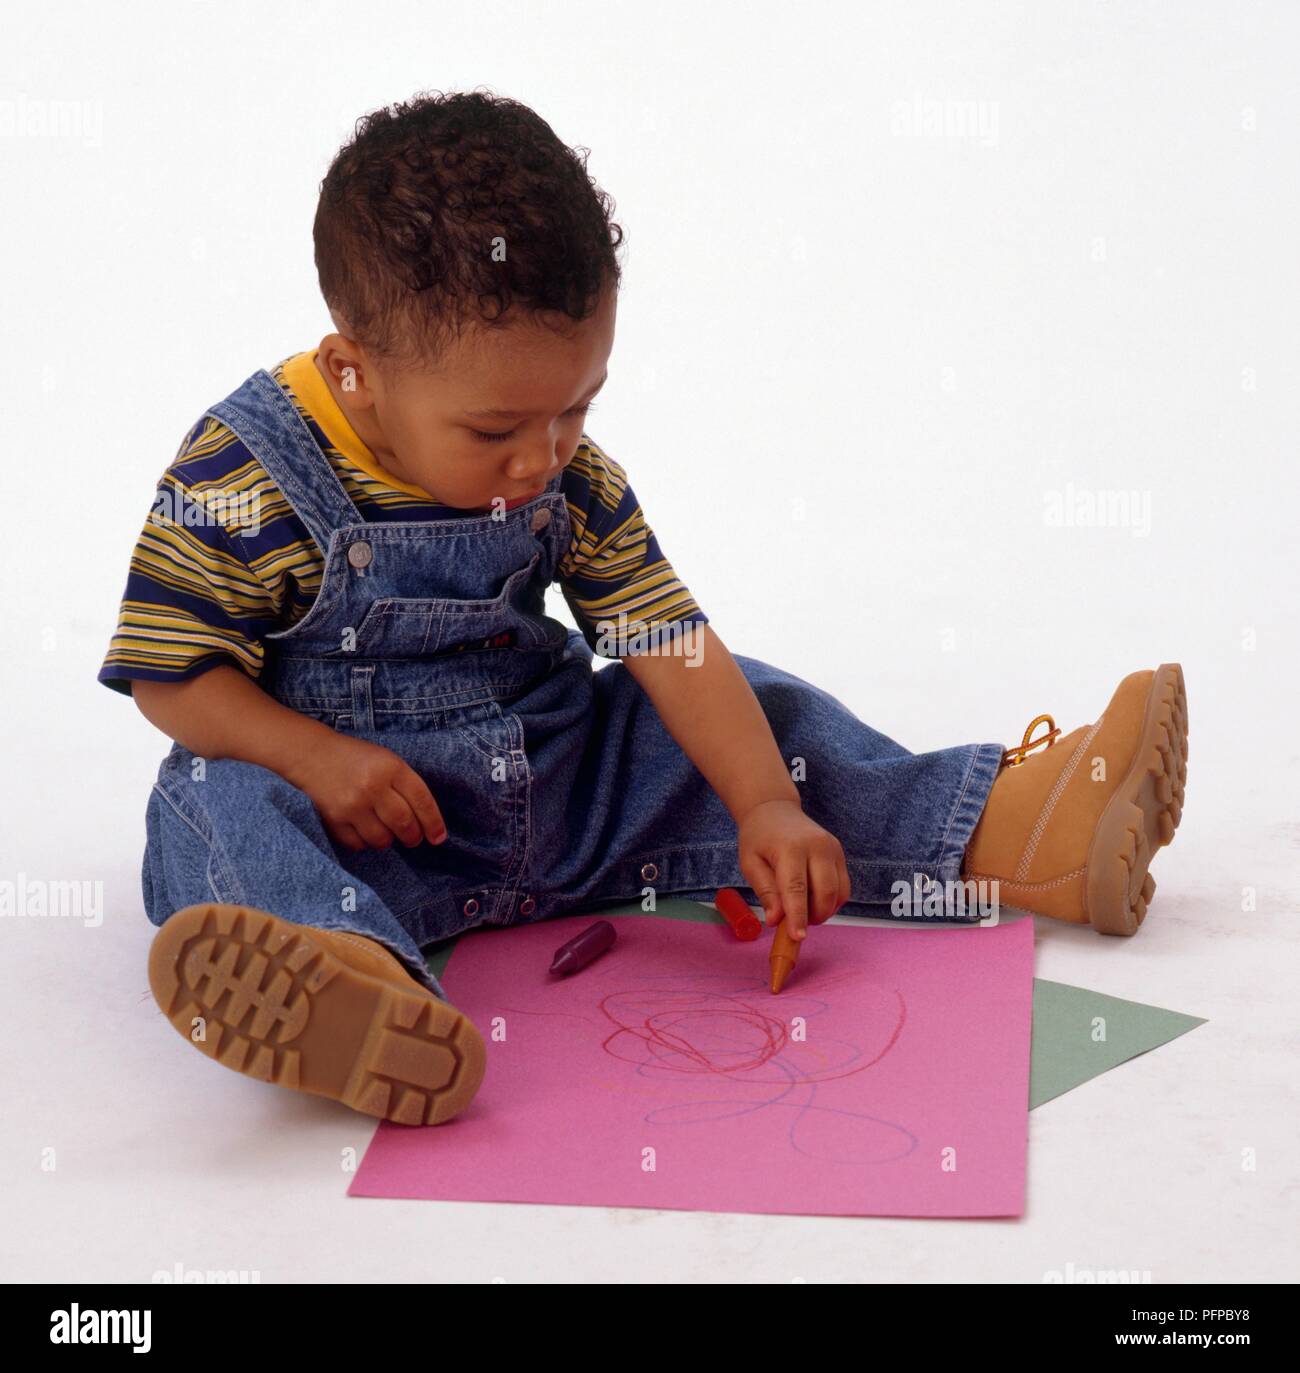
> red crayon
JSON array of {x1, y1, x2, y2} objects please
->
[
  {"x1": 714, "y1": 887, "x2": 762, "y2": 941},
  {"x1": 549, "y1": 920, "x2": 617, "y2": 975}
]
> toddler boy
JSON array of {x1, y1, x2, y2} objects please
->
[{"x1": 102, "y1": 92, "x2": 1188, "y2": 1125}]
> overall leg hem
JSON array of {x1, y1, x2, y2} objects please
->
[{"x1": 934, "y1": 741, "x2": 1004, "y2": 882}]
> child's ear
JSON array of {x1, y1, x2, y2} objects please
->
[{"x1": 317, "y1": 332, "x2": 377, "y2": 407}]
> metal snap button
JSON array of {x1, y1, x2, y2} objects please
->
[
  {"x1": 463, "y1": 897, "x2": 479, "y2": 917},
  {"x1": 530, "y1": 507, "x2": 551, "y2": 533},
  {"x1": 347, "y1": 540, "x2": 373, "y2": 569},
  {"x1": 640, "y1": 862, "x2": 658, "y2": 882},
  {"x1": 519, "y1": 896, "x2": 537, "y2": 916}
]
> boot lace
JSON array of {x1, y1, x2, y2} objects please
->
[{"x1": 1002, "y1": 713, "x2": 1060, "y2": 767}]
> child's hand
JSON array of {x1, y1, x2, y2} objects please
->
[
  {"x1": 738, "y1": 799, "x2": 851, "y2": 939},
  {"x1": 291, "y1": 732, "x2": 448, "y2": 854}
]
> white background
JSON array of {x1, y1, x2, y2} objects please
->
[{"x1": 1, "y1": 0, "x2": 1296, "y2": 1283}]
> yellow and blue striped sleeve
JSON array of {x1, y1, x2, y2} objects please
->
[
  {"x1": 558, "y1": 438, "x2": 708, "y2": 657},
  {"x1": 98, "y1": 421, "x2": 303, "y2": 695}
]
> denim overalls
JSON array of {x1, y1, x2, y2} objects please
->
[{"x1": 142, "y1": 369, "x2": 1006, "y2": 999}]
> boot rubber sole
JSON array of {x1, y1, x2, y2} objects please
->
[
  {"x1": 1084, "y1": 663, "x2": 1189, "y2": 935},
  {"x1": 147, "y1": 903, "x2": 486, "y2": 1123}
]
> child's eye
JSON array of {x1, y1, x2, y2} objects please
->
[{"x1": 471, "y1": 401, "x2": 596, "y2": 445}]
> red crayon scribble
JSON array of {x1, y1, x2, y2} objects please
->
[
  {"x1": 597, "y1": 984, "x2": 905, "y2": 1081},
  {"x1": 584, "y1": 974, "x2": 916, "y2": 1164}
]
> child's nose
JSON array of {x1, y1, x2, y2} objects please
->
[{"x1": 511, "y1": 442, "x2": 563, "y2": 482}]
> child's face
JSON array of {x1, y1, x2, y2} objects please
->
[{"x1": 316, "y1": 288, "x2": 616, "y2": 512}]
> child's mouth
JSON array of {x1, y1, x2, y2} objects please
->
[
  {"x1": 500, "y1": 489, "x2": 543, "y2": 509},
  {"x1": 469, "y1": 487, "x2": 546, "y2": 514}
]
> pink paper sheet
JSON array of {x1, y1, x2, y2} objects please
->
[{"x1": 350, "y1": 913, "x2": 1034, "y2": 1217}]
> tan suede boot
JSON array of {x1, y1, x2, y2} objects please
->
[
  {"x1": 960, "y1": 663, "x2": 1188, "y2": 935},
  {"x1": 148, "y1": 903, "x2": 486, "y2": 1123}
]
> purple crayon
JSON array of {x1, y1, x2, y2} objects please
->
[{"x1": 549, "y1": 920, "x2": 617, "y2": 976}]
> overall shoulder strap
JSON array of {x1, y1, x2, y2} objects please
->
[{"x1": 207, "y1": 369, "x2": 362, "y2": 555}]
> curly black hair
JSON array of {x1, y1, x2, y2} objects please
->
[{"x1": 313, "y1": 88, "x2": 624, "y2": 370}]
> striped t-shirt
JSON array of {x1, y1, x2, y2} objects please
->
[{"x1": 98, "y1": 350, "x2": 707, "y2": 695}]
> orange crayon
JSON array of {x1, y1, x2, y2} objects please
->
[{"x1": 769, "y1": 919, "x2": 801, "y2": 993}]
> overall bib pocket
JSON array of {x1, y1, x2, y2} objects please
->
[{"x1": 346, "y1": 551, "x2": 546, "y2": 657}]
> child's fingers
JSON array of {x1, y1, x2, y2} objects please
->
[
  {"x1": 775, "y1": 852, "x2": 810, "y2": 939},
  {"x1": 808, "y1": 849, "x2": 843, "y2": 923},
  {"x1": 328, "y1": 820, "x2": 368, "y2": 853},
  {"x1": 352, "y1": 810, "x2": 398, "y2": 850},
  {"x1": 393, "y1": 767, "x2": 447, "y2": 845},
  {"x1": 375, "y1": 788, "x2": 423, "y2": 848},
  {"x1": 745, "y1": 853, "x2": 782, "y2": 925}
]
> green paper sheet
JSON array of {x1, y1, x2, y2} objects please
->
[
  {"x1": 424, "y1": 899, "x2": 1206, "y2": 1109},
  {"x1": 1029, "y1": 977, "x2": 1206, "y2": 1108}
]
